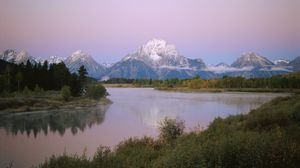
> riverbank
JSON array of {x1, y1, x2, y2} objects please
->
[
  {"x1": 102, "y1": 83, "x2": 136, "y2": 88},
  {"x1": 156, "y1": 87, "x2": 300, "y2": 93},
  {"x1": 0, "y1": 91, "x2": 111, "y2": 113},
  {"x1": 102, "y1": 83, "x2": 300, "y2": 93}
]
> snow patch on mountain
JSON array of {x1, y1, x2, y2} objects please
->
[
  {"x1": 64, "y1": 50, "x2": 106, "y2": 79},
  {"x1": 206, "y1": 65, "x2": 254, "y2": 74},
  {"x1": 274, "y1": 59, "x2": 289, "y2": 66},
  {"x1": 101, "y1": 62, "x2": 114, "y2": 68},
  {"x1": 48, "y1": 56, "x2": 65, "y2": 64}
]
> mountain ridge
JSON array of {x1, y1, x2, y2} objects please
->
[{"x1": 1, "y1": 40, "x2": 299, "y2": 79}]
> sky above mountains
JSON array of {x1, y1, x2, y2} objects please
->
[{"x1": 1, "y1": 0, "x2": 299, "y2": 64}]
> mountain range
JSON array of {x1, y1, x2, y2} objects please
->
[{"x1": 1, "y1": 39, "x2": 299, "y2": 80}]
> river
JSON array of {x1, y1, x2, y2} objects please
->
[{"x1": 0, "y1": 88, "x2": 288, "y2": 168}]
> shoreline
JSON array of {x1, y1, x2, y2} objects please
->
[
  {"x1": 0, "y1": 96, "x2": 112, "y2": 114},
  {"x1": 155, "y1": 87, "x2": 300, "y2": 93},
  {"x1": 103, "y1": 84, "x2": 300, "y2": 94},
  {"x1": 102, "y1": 83, "x2": 136, "y2": 88}
]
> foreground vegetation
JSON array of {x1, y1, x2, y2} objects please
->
[{"x1": 36, "y1": 94, "x2": 300, "y2": 168}]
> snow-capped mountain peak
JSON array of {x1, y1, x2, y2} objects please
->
[
  {"x1": 0, "y1": 49, "x2": 36, "y2": 64},
  {"x1": 139, "y1": 39, "x2": 179, "y2": 61},
  {"x1": 123, "y1": 39, "x2": 197, "y2": 70},
  {"x1": 48, "y1": 56, "x2": 65, "y2": 64},
  {"x1": 231, "y1": 52, "x2": 274, "y2": 68},
  {"x1": 0, "y1": 49, "x2": 18, "y2": 62},
  {"x1": 109, "y1": 39, "x2": 208, "y2": 79},
  {"x1": 64, "y1": 50, "x2": 106, "y2": 79},
  {"x1": 69, "y1": 50, "x2": 92, "y2": 62}
]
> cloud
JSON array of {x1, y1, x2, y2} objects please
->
[{"x1": 206, "y1": 65, "x2": 254, "y2": 73}]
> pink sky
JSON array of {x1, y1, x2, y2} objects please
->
[{"x1": 0, "y1": 0, "x2": 299, "y2": 64}]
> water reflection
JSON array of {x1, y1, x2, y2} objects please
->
[
  {"x1": 107, "y1": 88, "x2": 287, "y2": 128},
  {"x1": 0, "y1": 104, "x2": 110, "y2": 137}
]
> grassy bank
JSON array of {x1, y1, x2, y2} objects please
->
[
  {"x1": 156, "y1": 87, "x2": 300, "y2": 93},
  {"x1": 36, "y1": 94, "x2": 300, "y2": 168},
  {"x1": 102, "y1": 83, "x2": 136, "y2": 88},
  {"x1": 0, "y1": 91, "x2": 111, "y2": 113}
]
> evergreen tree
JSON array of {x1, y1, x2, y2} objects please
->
[
  {"x1": 15, "y1": 72, "x2": 23, "y2": 92},
  {"x1": 69, "y1": 73, "x2": 81, "y2": 97},
  {"x1": 52, "y1": 62, "x2": 70, "y2": 90},
  {"x1": 78, "y1": 65, "x2": 88, "y2": 94}
]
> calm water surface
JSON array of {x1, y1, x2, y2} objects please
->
[{"x1": 0, "y1": 88, "x2": 288, "y2": 167}]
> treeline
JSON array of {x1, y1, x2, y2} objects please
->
[
  {"x1": 102, "y1": 78, "x2": 136, "y2": 84},
  {"x1": 179, "y1": 75, "x2": 300, "y2": 89},
  {"x1": 0, "y1": 60, "x2": 86, "y2": 96},
  {"x1": 104, "y1": 73, "x2": 300, "y2": 89}
]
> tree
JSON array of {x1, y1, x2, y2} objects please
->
[
  {"x1": 4, "y1": 65, "x2": 12, "y2": 91},
  {"x1": 15, "y1": 72, "x2": 23, "y2": 92},
  {"x1": 78, "y1": 65, "x2": 88, "y2": 94},
  {"x1": 69, "y1": 73, "x2": 81, "y2": 97},
  {"x1": 61, "y1": 85, "x2": 71, "y2": 101},
  {"x1": 53, "y1": 63, "x2": 70, "y2": 90}
]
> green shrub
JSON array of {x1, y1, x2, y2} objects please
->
[
  {"x1": 34, "y1": 84, "x2": 42, "y2": 93},
  {"x1": 291, "y1": 102, "x2": 300, "y2": 123},
  {"x1": 61, "y1": 85, "x2": 71, "y2": 101},
  {"x1": 115, "y1": 137, "x2": 160, "y2": 168},
  {"x1": 23, "y1": 86, "x2": 31, "y2": 96},
  {"x1": 91, "y1": 146, "x2": 119, "y2": 168},
  {"x1": 158, "y1": 118, "x2": 185, "y2": 146},
  {"x1": 0, "y1": 90, "x2": 10, "y2": 97},
  {"x1": 86, "y1": 84, "x2": 107, "y2": 100},
  {"x1": 37, "y1": 154, "x2": 90, "y2": 168}
]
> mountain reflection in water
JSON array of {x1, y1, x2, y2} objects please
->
[{"x1": 0, "y1": 104, "x2": 110, "y2": 137}]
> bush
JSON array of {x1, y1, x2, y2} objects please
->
[
  {"x1": 0, "y1": 90, "x2": 10, "y2": 97},
  {"x1": 23, "y1": 86, "x2": 31, "y2": 96},
  {"x1": 291, "y1": 102, "x2": 300, "y2": 123},
  {"x1": 86, "y1": 84, "x2": 107, "y2": 100},
  {"x1": 38, "y1": 154, "x2": 90, "y2": 168},
  {"x1": 34, "y1": 84, "x2": 44, "y2": 95},
  {"x1": 115, "y1": 137, "x2": 161, "y2": 167},
  {"x1": 91, "y1": 146, "x2": 118, "y2": 168},
  {"x1": 61, "y1": 85, "x2": 71, "y2": 101},
  {"x1": 158, "y1": 118, "x2": 185, "y2": 146}
]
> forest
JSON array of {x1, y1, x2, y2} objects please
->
[
  {"x1": 0, "y1": 60, "x2": 108, "y2": 113},
  {"x1": 0, "y1": 60, "x2": 88, "y2": 97}
]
